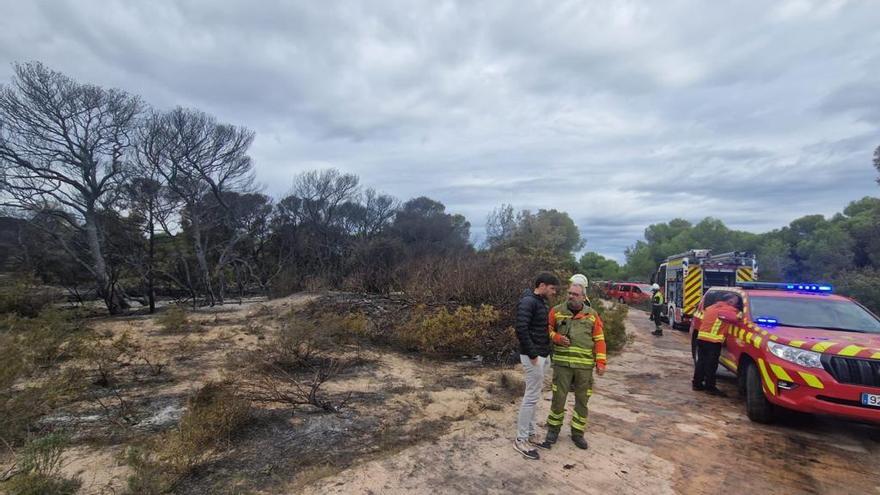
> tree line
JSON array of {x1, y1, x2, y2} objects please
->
[
  {"x1": 2, "y1": 61, "x2": 878, "y2": 315},
  {"x1": 0, "y1": 62, "x2": 589, "y2": 315},
  {"x1": 578, "y1": 195, "x2": 880, "y2": 313}
]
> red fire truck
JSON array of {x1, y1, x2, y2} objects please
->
[{"x1": 654, "y1": 250, "x2": 757, "y2": 329}]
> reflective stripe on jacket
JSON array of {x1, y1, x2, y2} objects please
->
[{"x1": 697, "y1": 301, "x2": 740, "y2": 343}]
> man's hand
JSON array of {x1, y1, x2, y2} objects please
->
[
  {"x1": 560, "y1": 336, "x2": 571, "y2": 346},
  {"x1": 530, "y1": 357, "x2": 538, "y2": 366},
  {"x1": 596, "y1": 365, "x2": 606, "y2": 376}
]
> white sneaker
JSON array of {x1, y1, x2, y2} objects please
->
[{"x1": 513, "y1": 438, "x2": 540, "y2": 460}]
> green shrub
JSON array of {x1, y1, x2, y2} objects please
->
[
  {"x1": 0, "y1": 309, "x2": 88, "y2": 445},
  {"x1": 77, "y1": 332, "x2": 138, "y2": 387},
  {"x1": 593, "y1": 299, "x2": 628, "y2": 354},
  {"x1": 1, "y1": 434, "x2": 81, "y2": 495},
  {"x1": 124, "y1": 381, "x2": 252, "y2": 493},
  {"x1": 395, "y1": 304, "x2": 502, "y2": 357},
  {"x1": 156, "y1": 305, "x2": 191, "y2": 334},
  {"x1": 266, "y1": 312, "x2": 366, "y2": 371},
  {"x1": 2, "y1": 473, "x2": 81, "y2": 495},
  {"x1": 0, "y1": 274, "x2": 55, "y2": 317},
  {"x1": 0, "y1": 368, "x2": 86, "y2": 446},
  {"x1": 2, "y1": 308, "x2": 87, "y2": 371},
  {"x1": 123, "y1": 446, "x2": 168, "y2": 495}
]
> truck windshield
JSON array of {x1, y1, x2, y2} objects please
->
[{"x1": 749, "y1": 296, "x2": 880, "y2": 334}]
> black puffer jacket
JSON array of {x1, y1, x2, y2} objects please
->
[{"x1": 514, "y1": 289, "x2": 551, "y2": 359}]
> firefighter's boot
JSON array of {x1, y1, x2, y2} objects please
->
[
  {"x1": 540, "y1": 428, "x2": 559, "y2": 449},
  {"x1": 572, "y1": 434, "x2": 589, "y2": 450}
]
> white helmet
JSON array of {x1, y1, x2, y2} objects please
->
[
  {"x1": 569, "y1": 274, "x2": 589, "y2": 287},
  {"x1": 651, "y1": 283, "x2": 660, "y2": 291}
]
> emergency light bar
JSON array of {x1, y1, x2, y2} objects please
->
[
  {"x1": 737, "y1": 282, "x2": 833, "y2": 293},
  {"x1": 755, "y1": 317, "x2": 778, "y2": 327}
]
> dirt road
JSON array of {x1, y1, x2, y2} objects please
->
[{"x1": 303, "y1": 308, "x2": 880, "y2": 495}]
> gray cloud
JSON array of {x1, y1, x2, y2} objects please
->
[{"x1": 1, "y1": 0, "x2": 879, "y2": 263}]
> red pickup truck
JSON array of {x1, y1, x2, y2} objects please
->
[{"x1": 690, "y1": 282, "x2": 880, "y2": 423}]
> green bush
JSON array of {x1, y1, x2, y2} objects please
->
[
  {"x1": 1, "y1": 434, "x2": 81, "y2": 495},
  {"x1": 0, "y1": 309, "x2": 88, "y2": 445},
  {"x1": 2, "y1": 473, "x2": 81, "y2": 495},
  {"x1": 2, "y1": 308, "x2": 87, "y2": 372},
  {"x1": 124, "y1": 381, "x2": 252, "y2": 493},
  {"x1": 0, "y1": 368, "x2": 86, "y2": 447},
  {"x1": 592, "y1": 299, "x2": 629, "y2": 354},
  {"x1": 156, "y1": 305, "x2": 191, "y2": 334},
  {"x1": 77, "y1": 332, "x2": 138, "y2": 387},
  {"x1": 0, "y1": 274, "x2": 55, "y2": 317},
  {"x1": 264, "y1": 312, "x2": 366, "y2": 371},
  {"x1": 395, "y1": 304, "x2": 503, "y2": 357},
  {"x1": 123, "y1": 446, "x2": 168, "y2": 495}
]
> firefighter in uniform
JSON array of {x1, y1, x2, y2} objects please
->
[
  {"x1": 691, "y1": 293, "x2": 742, "y2": 396},
  {"x1": 650, "y1": 283, "x2": 664, "y2": 336},
  {"x1": 540, "y1": 281, "x2": 606, "y2": 450}
]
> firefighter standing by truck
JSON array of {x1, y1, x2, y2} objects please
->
[
  {"x1": 691, "y1": 293, "x2": 743, "y2": 396},
  {"x1": 540, "y1": 282, "x2": 606, "y2": 450},
  {"x1": 650, "y1": 283, "x2": 664, "y2": 336}
]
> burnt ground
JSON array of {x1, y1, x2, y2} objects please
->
[{"x1": 5, "y1": 295, "x2": 878, "y2": 494}]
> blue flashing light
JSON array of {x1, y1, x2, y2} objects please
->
[
  {"x1": 755, "y1": 316, "x2": 778, "y2": 327},
  {"x1": 737, "y1": 282, "x2": 833, "y2": 293}
]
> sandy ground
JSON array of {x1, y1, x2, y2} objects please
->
[
  {"x1": 14, "y1": 296, "x2": 879, "y2": 494},
  {"x1": 301, "y1": 308, "x2": 880, "y2": 495}
]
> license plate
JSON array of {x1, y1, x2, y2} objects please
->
[{"x1": 861, "y1": 393, "x2": 880, "y2": 408}]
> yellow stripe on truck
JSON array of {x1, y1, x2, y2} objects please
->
[
  {"x1": 719, "y1": 356, "x2": 737, "y2": 371},
  {"x1": 770, "y1": 364, "x2": 794, "y2": 382},
  {"x1": 798, "y1": 372, "x2": 825, "y2": 389},
  {"x1": 838, "y1": 345, "x2": 864, "y2": 357},
  {"x1": 811, "y1": 341, "x2": 835, "y2": 353},
  {"x1": 757, "y1": 359, "x2": 777, "y2": 396},
  {"x1": 683, "y1": 268, "x2": 702, "y2": 314}
]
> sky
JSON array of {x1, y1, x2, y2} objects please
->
[{"x1": 1, "y1": 0, "x2": 879, "y2": 262}]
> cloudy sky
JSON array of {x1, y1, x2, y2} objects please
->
[{"x1": 2, "y1": 1, "x2": 879, "y2": 261}]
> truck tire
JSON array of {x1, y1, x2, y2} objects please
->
[{"x1": 745, "y1": 362, "x2": 775, "y2": 423}]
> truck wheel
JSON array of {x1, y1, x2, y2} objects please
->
[{"x1": 745, "y1": 362, "x2": 775, "y2": 423}]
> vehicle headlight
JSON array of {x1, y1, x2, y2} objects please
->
[{"x1": 767, "y1": 341, "x2": 823, "y2": 369}]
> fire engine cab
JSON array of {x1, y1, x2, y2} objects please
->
[
  {"x1": 654, "y1": 250, "x2": 757, "y2": 329},
  {"x1": 691, "y1": 282, "x2": 880, "y2": 423}
]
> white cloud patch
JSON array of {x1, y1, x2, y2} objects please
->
[{"x1": 1, "y1": 0, "x2": 878, "y2": 261}]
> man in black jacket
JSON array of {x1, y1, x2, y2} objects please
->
[{"x1": 513, "y1": 272, "x2": 559, "y2": 460}]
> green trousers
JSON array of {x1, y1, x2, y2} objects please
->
[{"x1": 546, "y1": 365, "x2": 593, "y2": 436}]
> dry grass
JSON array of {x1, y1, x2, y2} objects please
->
[
  {"x1": 1, "y1": 433, "x2": 81, "y2": 495},
  {"x1": 123, "y1": 380, "x2": 253, "y2": 494},
  {"x1": 155, "y1": 305, "x2": 193, "y2": 334}
]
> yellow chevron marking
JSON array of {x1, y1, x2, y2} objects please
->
[
  {"x1": 770, "y1": 364, "x2": 794, "y2": 382},
  {"x1": 757, "y1": 359, "x2": 776, "y2": 396},
  {"x1": 811, "y1": 341, "x2": 835, "y2": 353},
  {"x1": 838, "y1": 345, "x2": 864, "y2": 357},
  {"x1": 798, "y1": 372, "x2": 824, "y2": 389}
]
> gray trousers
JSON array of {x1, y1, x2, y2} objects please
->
[{"x1": 516, "y1": 354, "x2": 550, "y2": 440}]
